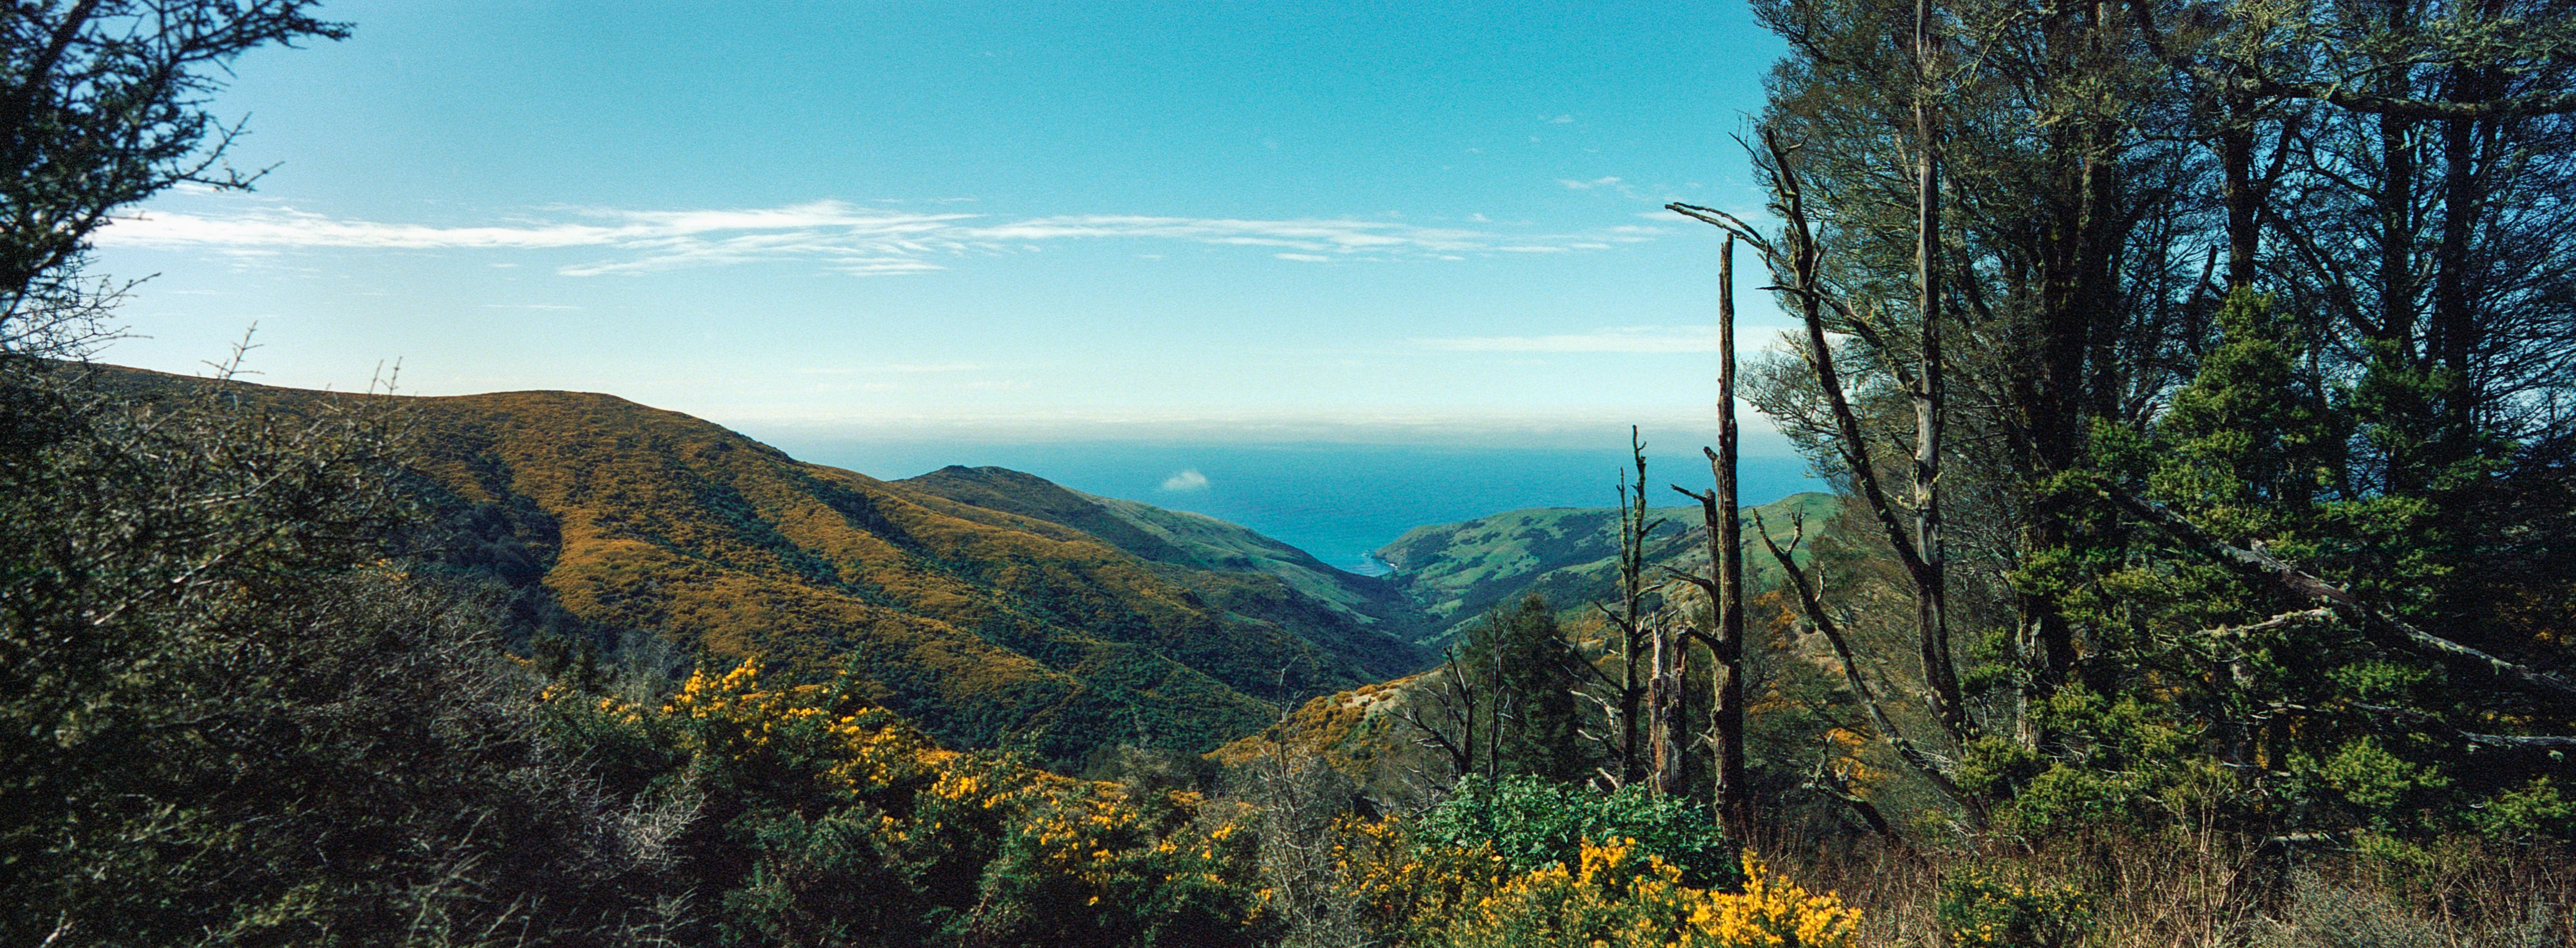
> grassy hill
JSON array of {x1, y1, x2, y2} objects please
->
[
  {"x1": 1375, "y1": 492, "x2": 1840, "y2": 645},
  {"x1": 94, "y1": 366, "x2": 1429, "y2": 764}
]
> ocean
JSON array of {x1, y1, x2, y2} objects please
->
[{"x1": 755, "y1": 437, "x2": 1824, "y2": 575}]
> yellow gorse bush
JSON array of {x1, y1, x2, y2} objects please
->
[
  {"x1": 552, "y1": 656, "x2": 1261, "y2": 936},
  {"x1": 656, "y1": 657, "x2": 943, "y2": 792},
  {"x1": 1391, "y1": 838, "x2": 1862, "y2": 948}
]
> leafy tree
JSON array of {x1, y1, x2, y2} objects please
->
[
  {"x1": 1400, "y1": 594, "x2": 1591, "y2": 786},
  {"x1": 1717, "y1": 0, "x2": 2576, "y2": 847},
  {"x1": 0, "y1": 366, "x2": 694, "y2": 943}
]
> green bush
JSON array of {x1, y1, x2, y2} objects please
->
[
  {"x1": 1411, "y1": 774, "x2": 1743, "y2": 890},
  {"x1": 1937, "y1": 869, "x2": 2093, "y2": 948}
]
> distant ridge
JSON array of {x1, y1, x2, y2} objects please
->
[{"x1": 1375, "y1": 492, "x2": 1840, "y2": 644}]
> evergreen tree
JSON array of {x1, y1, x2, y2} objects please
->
[{"x1": 1443, "y1": 595, "x2": 1589, "y2": 785}]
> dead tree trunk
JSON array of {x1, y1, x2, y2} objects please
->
[
  {"x1": 1617, "y1": 430, "x2": 1651, "y2": 785},
  {"x1": 1647, "y1": 609, "x2": 1687, "y2": 796},
  {"x1": 1670, "y1": 235, "x2": 1751, "y2": 832}
]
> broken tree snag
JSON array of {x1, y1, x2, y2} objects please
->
[
  {"x1": 1611, "y1": 428, "x2": 1663, "y2": 785},
  {"x1": 1712, "y1": 229, "x2": 1748, "y2": 832},
  {"x1": 2106, "y1": 486, "x2": 2576, "y2": 707}
]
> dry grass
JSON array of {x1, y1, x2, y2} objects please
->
[{"x1": 1749, "y1": 830, "x2": 2573, "y2": 948}]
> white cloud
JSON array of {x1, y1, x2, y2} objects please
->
[
  {"x1": 1159, "y1": 469, "x2": 1210, "y2": 492},
  {"x1": 1558, "y1": 176, "x2": 1623, "y2": 190},
  {"x1": 98, "y1": 198, "x2": 1656, "y2": 275},
  {"x1": 1415, "y1": 325, "x2": 1729, "y2": 353},
  {"x1": 1548, "y1": 114, "x2": 1574, "y2": 123}
]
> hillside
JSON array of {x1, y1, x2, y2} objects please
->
[
  {"x1": 1376, "y1": 492, "x2": 1839, "y2": 644},
  {"x1": 93, "y1": 366, "x2": 1429, "y2": 764},
  {"x1": 898, "y1": 466, "x2": 1430, "y2": 678}
]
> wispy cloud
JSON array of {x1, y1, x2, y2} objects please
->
[
  {"x1": 1559, "y1": 176, "x2": 1623, "y2": 190},
  {"x1": 797, "y1": 362, "x2": 986, "y2": 376},
  {"x1": 1415, "y1": 325, "x2": 1728, "y2": 353},
  {"x1": 99, "y1": 199, "x2": 1657, "y2": 277},
  {"x1": 1159, "y1": 469, "x2": 1211, "y2": 492}
]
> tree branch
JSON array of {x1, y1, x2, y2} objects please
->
[
  {"x1": 2106, "y1": 486, "x2": 2576, "y2": 707},
  {"x1": 1752, "y1": 509, "x2": 1977, "y2": 819}
]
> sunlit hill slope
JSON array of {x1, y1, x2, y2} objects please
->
[{"x1": 97, "y1": 366, "x2": 1432, "y2": 764}]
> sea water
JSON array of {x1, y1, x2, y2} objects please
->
[{"x1": 759, "y1": 438, "x2": 1822, "y2": 576}]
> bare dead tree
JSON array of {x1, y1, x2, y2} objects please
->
[
  {"x1": 1597, "y1": 429, "x2": 1665, "y2": 786},
  {"x1": 1394, "y1": 652, "x2": 1483, "y2": 783},
  {"x1": 1644, "y1": 606, "x2": 1687, "y2": 798},
  {"x1": 1667, "y1": 234, "x2": 1752, "y2": 833},
  {"x1": 1233, "y1": 742, "x2": 1370, "y2": 948}
]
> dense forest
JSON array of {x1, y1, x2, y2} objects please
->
[{"x1": 3, "y1": 0, "x2": 2571, "y2": 946}]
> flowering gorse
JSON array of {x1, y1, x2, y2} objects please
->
[
  {"x1": 544, "y1": 656, "x2": 1262, "y2": 945},
  {"x1": 1357, "y1": 832, "x2": 1862, "y2": 948}
]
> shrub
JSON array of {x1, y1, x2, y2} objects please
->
[
  {"x1": 1403, "y1": 840, "x2": 1861, "y2": 948},
  {"x1": 1937, "y1": 869, "x2": 2093, "y2": 948},
  {"x1": 1413, "y1": 774, "x2": 1743, "y2": 889},
  {"x1": 549, "y1": 657, "x2": 1263, "y2": 948}
]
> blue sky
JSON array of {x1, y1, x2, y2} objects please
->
[{"x1": 91, "y1": 0, "x2": 1796, "y2": 452}]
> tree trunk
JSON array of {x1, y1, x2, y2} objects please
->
[
  {"x1": 1911, "y1": 0, "x2": 1959, "y2": 750},
  {"x1": 1709, "y1": 235, "x2": 1748, "y2": 832},
  {"x1": 2222, "y1": 92, "x2": 2259, "y2": 291}
]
